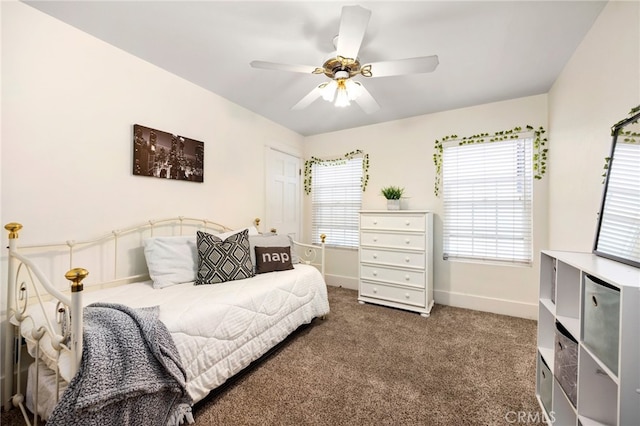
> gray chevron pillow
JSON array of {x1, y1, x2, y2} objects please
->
[{"x1": 195, "y1": 229, "x2": 254, "y2": 285}]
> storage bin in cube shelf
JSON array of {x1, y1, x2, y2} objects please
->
[
  {"x1": 538, "y1": 353, "x2": 553, "y2": 415},
  {"x1": 582, "y1": 274, "x2": 620, "y2": 375},
  {"x1": 554, "y1": 321, "x2": 578, "y2": 407}
]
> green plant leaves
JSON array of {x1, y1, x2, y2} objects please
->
[
  {"x1": 380, "y1": 185, "x2": 404, "y2": 200},
  {"x1": 433, "y1": 125, "x2": 548, "y2": 196},
  {"x1": 304, "y1": 149, "x2": 369, "y2": 195}
]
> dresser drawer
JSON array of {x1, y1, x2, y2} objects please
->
[
  {"x1": 360, "y1": 247, "x2": 425, "y2": 269},
  {"x1": 360, "y1": 231, "x2": 425, "y2": 250},
  {"x1": 360, "y1": 281, "x2": 426, "y2": 307},
  {"x1": 360, "y1": 264, "x2": 425, "y2": 288},
  {"x1": 361, "y1": 214, "x2": 425, "y2": 232}
]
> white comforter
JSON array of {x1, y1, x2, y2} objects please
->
[{"x1": 19, "y1": 264, "x2": 329, "y2": 405}]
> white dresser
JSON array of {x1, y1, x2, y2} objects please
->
[{"x1": 358, "y1": 210, "x2": 434, "y2": 317}]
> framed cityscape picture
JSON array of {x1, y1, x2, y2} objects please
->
[{"x1": 133, "y1": 124, "x2": 204, "y2": 182}]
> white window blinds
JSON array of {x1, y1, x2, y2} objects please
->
[
  {"x1": 311, "y1": 157, "x2": 363, "y2": 248},
  {"x1": 595, "y1": 141, "x2": 640, "y2": 263},
  {"x1": 442, "y1": 138, "x2": 533, "y2": 264}
]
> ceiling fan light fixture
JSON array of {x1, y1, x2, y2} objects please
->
[
  {"x1": 334, "y1": 70, "x2": 350, "y2": 79},
  {"x1": 334, "y1": 79, "x2": 351, "y2": 107},
  {"x1": 320, "y1": 70, "x2": 361, "y2": 108},
  {"x1": 321, "y1": 80, "x2": 338, "y2": 102}
]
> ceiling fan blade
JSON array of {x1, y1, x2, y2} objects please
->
[
  {"x1": 336, "y1": 5, "x2": 371, "y2": 60},
  {"x1": 364, "y1": 55, "x2": 439, "y2": 78},
  {"x1": 291, "y1": 84, "x2": 326, "y2": 110},
  {"x1": 250, "y1": 60, "x2": 320, "y2": 75},
  {"x1": 353, "y1": 83, "x2": 380, "y2": 114}
]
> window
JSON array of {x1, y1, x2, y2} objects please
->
[
  {"x1": 442, "y1": 138, "x2": 533, "y2": 265},
  {"x1": 311, "y1": 156, "x2": 363, "y2": 248}
]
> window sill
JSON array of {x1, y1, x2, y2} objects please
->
[
  {"x1": 443, "y1": 257, "x2": 532, "y2": 268},
  {"x1": 320, "y1": 244, "x2": 359, "y2": 251}
]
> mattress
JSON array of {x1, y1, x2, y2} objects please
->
[{"x1": 18, "y1": 263, "x2": 330, "y2": 414}]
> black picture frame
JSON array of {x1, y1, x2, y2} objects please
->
[
  {"x1": 593, "y1": 110, "x2": 640, "y2": 268},
  {"x1": 133, "y1": 124, "x2": 204, "y2": 182}
]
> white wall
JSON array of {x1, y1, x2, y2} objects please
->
[
  {"x1": 304, "y1": 94, "x2": 549, "y2": 319},
  {"x1": 547, "y1": 0, "x2": 640, "y2": 251},
  {"x1": 1, "y1": 1, "x2": 303, "y2": 247}
]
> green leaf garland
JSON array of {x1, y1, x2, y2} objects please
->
[
  {"x1": 602, "y1": 105, "x2": 640, "y2": 183},
  {"x1": 433, "y1": 125, "x2": 548, "y2": 196},
  {"x1": 304, "y1": 149, "x2": 369, "y2": 195}
]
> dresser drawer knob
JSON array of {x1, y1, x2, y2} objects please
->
[
  {"x1": 405, "y1": 221, "x2": 410, "y2": 226},
  {"x1": 405, "y1": 293, "x2": 410, "y2": 299},
  {"x1": 405, "y1": 275, "x2": 410, "y2": 281},
  {"x1": 373, "y1": 271, "x2": 378, "y2": 277},
  {"x1": 373, "y1": 287, "x2": 378, "y2": 294},
  {"x1": 373, "y1": 220, "x2": 378, "y2": 225},
  {"x1": 405, "y1": 257, "x2": 410, "y2": 263},
  {"x1": 405, "y1": 239, "x2": 411, "y2": 244},
  {"x1": 373, "y1": 237, "x2": 378, "y2": 242},
  {"x1": 373, "y1": 254, "x2": 378, "y2": 259}
]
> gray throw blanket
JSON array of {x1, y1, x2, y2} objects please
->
[{"x1": 48, "y1": 303, "x2": 193, "y2": 426}]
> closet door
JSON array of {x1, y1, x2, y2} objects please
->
[{"x1": 265, "y1": 147, "x2": 301, "y2": 240}]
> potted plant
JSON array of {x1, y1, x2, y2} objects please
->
[{"x1": 380, "y1": 186, "x2": 404, "y2": 210}]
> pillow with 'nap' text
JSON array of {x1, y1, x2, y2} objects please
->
[
  {"x1": 254, "y1": 246, "x2": 294, "y2": 274},
  {"x1": 249, "y1": 234, "x2": 300, "y2": 268}
]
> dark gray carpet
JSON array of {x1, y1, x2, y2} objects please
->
[{"x1": 1, "y1": 286, "x2": 541, "y2": 425}]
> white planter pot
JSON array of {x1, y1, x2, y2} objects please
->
[{"x1": 387, "y1": 199, "x2": 400, "y2": 210}]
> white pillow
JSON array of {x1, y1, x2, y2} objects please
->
[
  {"x1": 217, "y1": 226, "x2": 260, "y2": 240},
  {"x1": 143, "y1": 235, "x2": 197, "y2": 289},
  {"x1": 20, "y1": 301, "x2": 63, "y2": 378},
  {"x1": 143, "y1": 227, "x2": 259, "y2": 289}
]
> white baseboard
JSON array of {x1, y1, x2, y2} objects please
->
[
  {"x1": 433, "y1": 289, "x2": 538, "y2": 320},
  {"x1": 324, "y1": 274, "x2": 358, "y2": 291},
  {"x1": 324, "y1": 279, "x2": 537, "y2": 319}
]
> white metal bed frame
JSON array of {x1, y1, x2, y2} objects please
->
[{"x1": 3, "y1": 216, "x2": 325, "y2": 425}]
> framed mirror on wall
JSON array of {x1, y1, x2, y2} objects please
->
[{"x1": 593, "y1": 108, "x2": 640, "y2": 268}]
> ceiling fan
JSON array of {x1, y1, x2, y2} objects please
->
[{"x1": 250, "y1": 5, "x2": 439, "y2": 114}]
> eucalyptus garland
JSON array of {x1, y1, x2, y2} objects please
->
[
  {"x1": 304, "y1": 149, "x2": 370, "y2": 195},
  {"x1": 433, "y1": 125, "x2": 548, "y2": 196},
  {"x1": 602, "y1": 105, "x2": 640, "y2": 183},
  {"x1": 611, "y1": 105, "x2": 640, "y2": 135}
]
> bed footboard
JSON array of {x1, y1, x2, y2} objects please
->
[
  {"x1": 4, "y1": 223, "x2": 90, "y2": 425},
  {"x1": 292, "y1": 234, "x2": 326, "y2": 278}
]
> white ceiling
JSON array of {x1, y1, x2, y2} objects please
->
[{"x1": 24, "y1": 1, "x2": 607, "y2": 136}]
